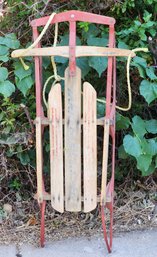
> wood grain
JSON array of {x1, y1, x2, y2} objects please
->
[
  {"x1": 12, "y1": 46, "x2": 136, "y2": 58},
  {"x1": 101, "y1": 118, "x2": 110, "y2": 206},
  {"x1": 64, "y1": 67, "x2": 81, "y2": 212},
  {"x1": 48, "y1": 83, "x2": 64, "y2": 213},
  {"x1": 35, "y1": 117, "x2": 43, "y2": 203},
  {"x1": 83, "y1": 82, "x2": 97, "y2": 212}
]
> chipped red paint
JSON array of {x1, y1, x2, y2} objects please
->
[{"x1": 30, "y1": 10, "x2": 115, "y2": 27}]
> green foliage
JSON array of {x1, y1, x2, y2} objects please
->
[
  {"x1": 9, "y1": 178, "x2": 21, "y2": 190},
  {"x1": 0, "y1": 98, "x2": 20, "y2": 133},
  {"x1": 0, "y1": 33, "x2": 20, "y2": 49},
  {"x1": 1, "y1": 0, "x2": 157, "y2": 179},
  {"x1": 78, "y1": 22, "x2": 90, "y2": 32},
  {"x1": 116, "y1": 113, "x2": 130, "y2": 130},
  {"x1": 123, "y1": 116, "x2": 157, "y2": 176},
  {"x1": 123, "y1": 135, "x2": 142, "y2": 158},
  {"x1": 113, "y1": 0, "x2": 135, "y2": 14},
  {"x1": 0, "y1": 33, "x2": 34, "y2": 98},
  {"x1": 0, "y1": 80, "x2": 15, "y2": 98},
  {"x1": 117, "y1": 10, "x2": 157, "y2": 47},
  {"x1": 0, "y1": 67, "x2": 15, "y2": 97},
  {"x1": 140, "y1": 80, "x2": 157, "y2": 105}
]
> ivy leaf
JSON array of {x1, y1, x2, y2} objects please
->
[
  {"x1": 82, "y1": 24, "x2": 100, "y2": 39},
  {"x1": 0, "y1": 45, "x2": 9, "y2": 55},
  {"x1": 42, "y1": 57, "x2": 51, "y2": 69},
  {"x1": 14, "y1": 62, "x2": 32, "y2": 80},
  {"x1": 147, "y1": 139, "x2": 157, "y2": 156},
  {"x1": 146, "y1": 67, "x2": 157, "y2": 80},
  {"x1": 118, "y1": 41, "x2": 129, "y2": 49},
  {"x1": 132, "y1": 57, "x2": 147, "y2": 78},
  {"x1": 54, "y1": 56, "x2": 68, "y2": 64},
  {"x1": 57, "y1": 62, "x2": 68, "y2": 79},
  {"x1": 76, "y1": 57, "x2": 90, "y2": 78},
  {"x1": 140, "y1": 138, "x2": 157, "y2": 156},
  {"x1": 0, "y1": 80, "x2": 15, "y2": 97},
  {"x1": 123, "y1": 135, "x2": 142, "y2": 158},
  {"x1": 131, "y1": 115, "x2": 147, "y2": 137},
  {"x1": 0, "y1": 54, "x2": 9, "y2": 62},
  {"x1": 137, "y1": 65, "x2": 146, "y2": 78},
  {"x1": 43, "y1": 70, "x2": 53, "y2": 88},
  {"x1": 0, "y1": 67, "x2": 8, "y2": 81},
  {"x1": 88, "y1": 57, "x2": 108, "y2": 77},
  {"x1": 140, "y1": 80, "x2": 157, "y2": 104},
  {"x1": 17, "y1": 151, "x2": 30, "y2": 165},
  {"x1": 144, "y1": 163, "x2": 155, "y2": 176},
  {"x1": 59, "y1": 34, "x2": 81, "y2": 46},
  {"x1": 116, "y1": 113, "x2": 130, "y2": 130},
  {"x1": 132, "y1": 56, "x2": 147, "y2": 68},
  {"x1": 118, "y1": 144, "x2": 128, "y2": 159},
  {"x1": 145, "y1": 119, "x2": 157, "y2": 134},
  {"x1": 16, "y1": 76, "x2": 34, "y2": 96},
  {"x1": 97, "y1": 98, "x2": 105, "y2": 118},
  {"x1": 136, "y1": 154, "x2": 152, "y2": 175},
  {"x1": 87, "y1": 36, "x2": 108, "y2": 47},
  {"x1": 0, "y1": 33, "x2": 20, "y2": 49}
]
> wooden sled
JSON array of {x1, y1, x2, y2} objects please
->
[{"x1": 12, "y1": 10, "x2": 135, "y2": 253}]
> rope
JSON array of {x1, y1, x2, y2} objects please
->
[
  {"x1": 42, "y1": 20, "x2": 65, "y2": 108},
  {"x1": 119, "y1": 47, "x2": 149, "y2": 111},
  {"x1": 97, "y1": 47, "x2": 149, "y2": 111},
  {"x1": 20, "y1": 12, "x2": 56, "y2": 61},
  {"x1": 19, "y1": 12, "x2": 65, "y2": 108}
]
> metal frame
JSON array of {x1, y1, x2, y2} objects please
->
[{"x1": 30, "y1": 10, "x2": 116, "y2": 252}]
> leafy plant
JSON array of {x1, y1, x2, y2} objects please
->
[
  {"x1": 117, "y1": 10, "x2": 157, "y2": 47},
  {"x1": 0, "y1": 33, "x2": 34, "y2": 98},
  {"x1": 1, "y1": 0, "x2": 157, "y2": 180},
  {"x1": 9, "y1": 178, "x2": 21, "y2": 190},
  {"x1": 122, "y1": 115, "x2": 157, "y2": 176}
]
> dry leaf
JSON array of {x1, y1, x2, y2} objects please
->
[
  {"x1": 26, "y1": 216, "x2": 37, "y2": 226},
  {"x1": 3, "y1": 203, "x2": 12, "y2": 214}
]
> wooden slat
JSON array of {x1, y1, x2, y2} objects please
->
[
  {"x1": 83, "y1": 82, "x2": 97, "y2": 212},
  {"x1": 33, "y1": 117, "x2": 110, "y2": 126},
  {"x1": 35, "y1": 193, "x2": 101, "y2": 203},
  {"x1": 35, "y1": 117, "x2": 43, "y2": 203},
  {"x1": 48, "y1": 83, "x2": 64, "y2": 213},
  {"x1": 64, "y1": 67, "x2": 81, "y2": 212},
  {"x1": 101, "y1": 118, "x2": 110, "y2": 205},
  {"x1": 11, "y1": 46, "x2": 136, "y2": 58}
]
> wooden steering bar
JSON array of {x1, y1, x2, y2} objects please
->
[{"x1": 11, "y1": 46, "x2": 136, "y2": 58}]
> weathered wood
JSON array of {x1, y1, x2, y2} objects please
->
[
  {"x1": 101, "y1": 118, "x2": 110, "y2": 205},
  {"x1": 35, "y1": 117, "x2": 43, "y2": 203},
  {"x1": 64, "y1": 67, "x2": 81, "y2": 212},
  {"x1": 33, "y1": 117, "x2": 111, "y2": 126},
  {"x1": 83, "y1": 82, "x2": 97, "y2": 212},
  {"x1": 34, "y1": 192, "x2": 102, "y2": 203},
  {"x1": 12, "y1": 46, "x2": 136, "y2": 58},
  {"x1": 48, "y1": 83, "x2": 64, "y2": 213}
]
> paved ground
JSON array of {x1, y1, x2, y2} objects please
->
[{"x1": 0, "y1": 229, "x2": 157, "y2": 257}]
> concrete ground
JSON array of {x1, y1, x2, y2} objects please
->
[{"x1": 0, "y1": 229, "x2": 157, "y2": 257}]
